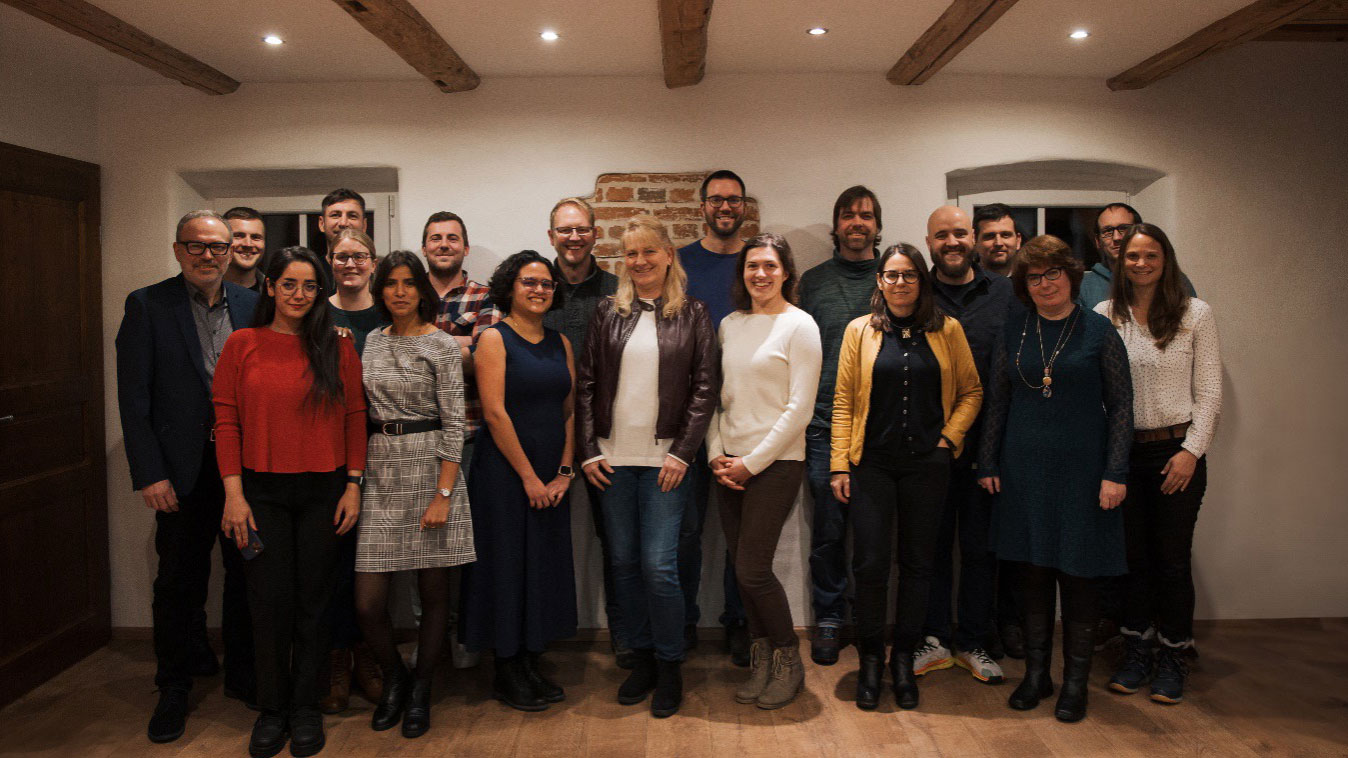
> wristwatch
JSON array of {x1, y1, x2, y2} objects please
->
[
  {"x1": 558, "y1": 465, "x2": 576, "y2": 479},
  {"x1": 437, "y1": 487, "x2": 452, "y2": 498},
  {"x1": 347, "y1": 473, "x2": 365, "y2": 488}
]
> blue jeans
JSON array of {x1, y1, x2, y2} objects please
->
[
  {"x1": 678, "y1": 445, "x2": 745, "y2": 626},
  {"x1": 806, "y1": 427, "x2": 849, "y2": 624},
  {"x1": 922, "y1": 453, "x2": 997, "y2": 651},
  {"x1": 603, "y1": 466, "x2": 688, "y2": 662}
]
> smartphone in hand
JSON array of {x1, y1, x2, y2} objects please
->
[{"x1": 240, "y1": 527, "x2": 265, "y2": 560}]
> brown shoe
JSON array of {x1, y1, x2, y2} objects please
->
[
  {"x1": 352, "y1": 642, "x2": 385, "y2": 704},
  {"x1": 319, "y1": 648, "x2": 352, "y2": 714}
]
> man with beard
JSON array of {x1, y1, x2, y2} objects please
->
[
  {"x1": 542, "y1": 197, "x2": 627, "y2": 666},
  {"x1": 675, "y1": 170, "x2": 750, "y2": 665},
  {"x1": 317, "y1": 188, "x2": 368, "y2": 253},
  {"x1": 1079, "y1": 203, "x2": 1195, "y2": 308},
  {"x1": 916, "y1": 205, "x2": 1017, "y2": 684},
  {"x1": 798, "y1": 185, "x2": 883, "y2": 665},
  {"x1": 972, "y1": 203, "x2": 1021, "y2": 278},
  {"x1": 222, "y1": 207, "x2": 266, "y2": 292}
]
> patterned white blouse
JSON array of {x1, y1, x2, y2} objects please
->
[{"x1": 1095, "y1": 298, "x2": 1222, "y2": 458}]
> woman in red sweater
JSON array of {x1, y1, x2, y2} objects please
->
[{"x1": 214, "y1": 246, "x2": 367, "y2": 758}]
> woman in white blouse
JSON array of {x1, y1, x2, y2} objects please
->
[
  {"x1": 708, "y1": 233, "x2": 822, "y2": 710},
  {"x1": 1094, "y1": 223, "x2": 1221, "y2": 707}
]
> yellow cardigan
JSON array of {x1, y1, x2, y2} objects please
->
[{"x1": 830, "y1": 314, "x2": 983, "y2": 472}]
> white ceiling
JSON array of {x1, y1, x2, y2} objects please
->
[{"x1": 0, "y1": 0, "x2": 1264, "y2": 88}]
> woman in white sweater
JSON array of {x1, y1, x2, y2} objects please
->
[
  {"x1": 1094, "y1": 223, "x2": 1221, "y2": 706},
  {"x1": 708, "y1": 232, "x2": 822, "y2": 710}
]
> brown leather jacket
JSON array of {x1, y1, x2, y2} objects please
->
[{"x1": 577, "y1": 296, "x2": 720, "y2": 464}]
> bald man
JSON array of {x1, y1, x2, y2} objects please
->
[{"x1": 916, "y1": 205, "x2": 1020, "y2": 685}]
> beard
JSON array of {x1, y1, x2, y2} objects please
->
[
  {"x1": 427, "y1": 257, "x2": 462, "y2": 281},
  {"x1": 933, "y1": 250, "x2": 973, "y2": 279},
  {"x1": 705, "y1": 212, "x2": 745, "y2": 240}
]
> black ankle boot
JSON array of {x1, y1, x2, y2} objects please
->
[
  {"x1": 1055, "y1": 621, "x2": 1094, "y2": 722},
  {"x1": 1009, "y1": 613, "x2": 1055, "y2": 711},
  {"x1": 371, "y1": 663, "x2": 411, "y2": 731},
  {"x1": 522, "y1": 651, "x2": 565, "y2": 703},
  {"x1": 493, "y1": 654, "x2": 549, "y2": 712},
  {"x1": 617, "y1": 649, "x2": 657, "y2": 705},
  {"x1": 888, "y1": 649, "x2": 919, "y2": 710},
  {"x1": 650, "y1": 659, "x2": 683, "y2": 718},
  {"x1": 401, "y1": 679, "x2": 431, "y2": 738},
  {"x1": 855, "y1": 653, "x2": 884, "y2": 711}
]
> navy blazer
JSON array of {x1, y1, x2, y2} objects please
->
[{"x1": 116, "y1": 274, "x2": 260, "y2": 493}]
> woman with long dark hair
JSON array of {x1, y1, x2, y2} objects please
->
[
  {"x1": 215, "y1": 246, "x2": 367, "y2": 758},
  {"x1": 1096, "y1": 224, "x2": 1221, "y2": 705},
  {"x1": 830, "y1": 243, "x2": 982, "y2": 710}
]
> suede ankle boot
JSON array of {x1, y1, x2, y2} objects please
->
[
  {"x1": 735, "y1": 638, "x2": 772, "y2": 704},
  {"x1": 756, "y1": 645, "x2": 804, "y2": 710}
]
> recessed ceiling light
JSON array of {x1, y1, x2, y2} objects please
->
[
  {"x1": 807, "y1": 27, "x2": 828, "y2": 36},
  {"x1": 263, "y1": 35, "x2": 284, "y2": 45},
  {"x1": 1069, "y1": 29, "x2": 1090, "y2": 40},
  {"x1": 540, "y1": 30, "x2": 559, "y2": 41}
]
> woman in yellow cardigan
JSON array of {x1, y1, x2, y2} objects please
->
[{"x1": 830, "y1": 243, "x2": 982, "y2": 712}]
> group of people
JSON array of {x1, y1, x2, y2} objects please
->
[{"x1": 117, "y1": 175, "x2": 1221, "y2": 757}]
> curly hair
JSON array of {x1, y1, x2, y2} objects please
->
[{"x1": 486, "y1": 250, "x2": 566, "y2": 315}]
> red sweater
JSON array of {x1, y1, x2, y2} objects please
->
[{"x1": 213, "y1": 327, "x2": 367, "y2": 477}]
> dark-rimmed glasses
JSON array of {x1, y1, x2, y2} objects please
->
[
  {"x1": 880, "y1": 270, "x2": 919, "y2": 285},
  {"x1": 177, "y1": 240, "x2": 231, "y2": 256},
  {"x1": 704, "y1": 195, "x2": 745, "y2": 208},
  {"x1": 1025, "y1": 268, "x2": 1065, "y2": 287},
  {"x1": 552, "y1": 226, "x2": 595, "y2": 237}
]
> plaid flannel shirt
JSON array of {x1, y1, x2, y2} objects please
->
[{"x1": 434, "y1": 272, "x2": 500, "y2": 437}]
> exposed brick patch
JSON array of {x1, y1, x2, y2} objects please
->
[{"x1": 638, "y1": 188, "x2": 666, "y2": 203}]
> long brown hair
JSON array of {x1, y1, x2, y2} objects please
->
[
  {"x1": 868, "y1": 243, "x2": 944, "y2": 333},
  {"x1": 731, "y1": 233, "x2": 799, "y2": 311},
  {"x1": 1108, "y1": 223, "x2": 1189, "y2": 349}
]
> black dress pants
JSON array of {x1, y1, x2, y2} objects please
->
[
  {"x1": 241, "y1": 468, "x2": 346, "y2": 712},
  {"x1": 152, "y1": 446, "x2": 254, "y2": 692}
]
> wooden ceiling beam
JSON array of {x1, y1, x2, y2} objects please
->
[
  {"x1": 658, "y1": 0, "x2": 713, "y2": 89},
  {"x1": 887, "y1": 0, "x2": 1021, "y2": 86},
  {"x1": 331, "y1": 0, "x2": 479, "y2": 93},
  {"x1": 1, "y1": 0, "x2": 239, "y2": 95},
  {"x1": 1107, "y1": 0, "x2": 1322, "y2": 91}
]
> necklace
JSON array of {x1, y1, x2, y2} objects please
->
[{"x1": 1015, "y1": 307, "x2": 1079, "y2": 398}]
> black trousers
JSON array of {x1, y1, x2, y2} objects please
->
[
  {"x1": 850, "y1": 448, "x2": 951, "y2": 654},
  {"x1": 241, "y1": 468, "x2": 346, "y2": 712},
  {"x1": 1121, "y1": 439, "x2": 1207, "y2": 642},
  {"x1": 923, "y1": 455, "x2": 997, "y2": 651},
  {"x1": 152, "y1": 446, "x2": 253, "y2": 692}
]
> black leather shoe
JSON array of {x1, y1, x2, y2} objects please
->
[
  {"x1": 811, "y1": 624, "x2": 841, "y2": 666},
  {"x1": 287, "y1": 707, "x2": 324, "y2": 757},
  {"x1": 247, "y1": 710, "x2": 287, "y2": 758},
  {"x1": 401, "y1": 679, "x2": 431, "y2": 738},
  {"x1": 493, "y1": 655, "x2": 549, "y2": 712},
  {"x1": 1009, "y1": 614, "x2": 1055, "y2": 711},
  {"x1": 523, "y1": 651, "x2": 565, "y2": 703},
  {"x1": 147, "y1": 687, "x2": 189, "y2": 743},
  {"x1": 889, "y1": 650, "x2": 920, "y2": 710},
  {"x1": 617, "y1": 649, "x2": 658, "y2": 705},
  {"x1": 371, "y1": 663, "x2": 411, "y2": 731},
  {"x1": 651, "y1": 659, "x2": 683, "y2": 718},
  {"x1": 856, "y1": 653, "x2": 883, "y2": 711},
  {"x1": 1055, "y1": 621, "x2": 1094, "y2": 723},
  {"x1": 725, "y1": 620, "x2": 751, "y2": 667}
]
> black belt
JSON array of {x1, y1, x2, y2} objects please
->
[{"x1": 369, "y1": 419, "x2": 442, "y2": 436}]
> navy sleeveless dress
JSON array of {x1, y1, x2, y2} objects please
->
[{"x1": 461, "y1": 322, "x2": 577, "y2": 656}]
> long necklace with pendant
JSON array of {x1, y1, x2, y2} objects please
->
[{"x1": 1015, "y1": 306, "x2": 1079, "y2": 398}]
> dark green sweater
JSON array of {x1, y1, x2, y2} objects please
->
[{"x1": 798, "y1": 253, "x2": 879, "y2": 431}]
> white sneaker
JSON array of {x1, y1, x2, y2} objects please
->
[
  {"x1": 913, "y1": 636, "x2": 953, "y2": 676},
  {"x1": 954, "y1": 647, "x2": 1004, "y2": 684}
]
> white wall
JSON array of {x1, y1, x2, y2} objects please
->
[
  {"x1": 0, "y1": 49, "x2": 99, "y2": 162},
  {"x1": 94, "y1": 42, "x2": 1348, "y2": 627}
]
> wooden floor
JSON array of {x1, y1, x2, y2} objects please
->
[{"x1": 2, "y1": 619, "x2": 1345, "y2": 757}]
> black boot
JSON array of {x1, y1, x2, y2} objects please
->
[
  {"x1": 1055, "y1": 621, "x2": 1094, "y2": 722},
  {"x1": 1009, "y1": 613, "x2": 1055, "y2": 710},
  {"x1": 888, "y1": 648, "x2": 919, "y2": 710},
  {"x1": 617, "y1": 649, "x2": 658, "y2": 705},
  {"x1": 651, "y1": 659, "x2": 683, "y2": 718},
  {"x1": 856, "y1": 651, "x2": 884, "y2": 711},
  {"x1": 401, "y1": 679, "x2": 431, "y2": 738},
  {"x1": 371, "y1": 662, "x2": 411, "y2": 731},
  {"x1": 492, "y1": 654, "x2": 549, "y2": 712},
  {"x1": 522, "y1": 651, "x2": 565, "y2": 703}
]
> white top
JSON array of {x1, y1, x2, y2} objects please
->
[
  {"x1": 1095, "y1": 298, "x2": 1222, "y2": 457},
  {"x1": 707, "y1": 305, "x2": 822, "y2": 475},
  {"x1": 592, "y1": 304, "x2": 675, "y2": 467}
]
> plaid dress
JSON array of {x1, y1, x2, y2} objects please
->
[{"x1": 356, "y1": 329, "x2": 475, "y2": 571}]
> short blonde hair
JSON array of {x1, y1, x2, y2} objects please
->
[
  {"x1": 614, "y1": 215, "x2": 687, "y2": 318},
  {"x1": 550, "y1": 197, "x2": 595, "y2": 227},
  {"x1": 330, "y1": 227, "x2": 376, "y2": 258}
]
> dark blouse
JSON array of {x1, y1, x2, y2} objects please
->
[{"x1": 863, "y1": 312, "x2": 943, "y2": 462}]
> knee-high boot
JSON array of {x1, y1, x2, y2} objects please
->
[
  {"x1": 1008, "y1": 612, "x2": 1054, "y2": 710},
  {"x1": 1055, "y1": 621, "x2": 1094, "y2": 722}
]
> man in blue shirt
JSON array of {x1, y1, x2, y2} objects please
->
[
  {"x1": 676, "y1": 170, "x2": 750, "y2": 665},
  {"x1": 1080, "y1": 203, "x2": 1194, "y2": 308}
]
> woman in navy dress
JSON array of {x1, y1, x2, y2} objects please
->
[
  {"x1": 461, "y1": 250, "x2": 578, "y2": 713},
  {"x1": 978, "y1": 235, "x2": 1132, "y2": 724}
]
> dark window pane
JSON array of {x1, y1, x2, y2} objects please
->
[
  {"x1": 1043, "y1": 207, "x2": 1101, "y2": 269},
  {"x1": 261, "y1": 213, "x2": 299, "y2": 251}
]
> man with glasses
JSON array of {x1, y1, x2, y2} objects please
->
[
  {"x1": 799, "y1": 185, "x2": 884, "y2": 665},
  {"x1": 1079, "y1": 203, "x2": 1194, "y2": 308},
  {"x1": 919, "y1": 205, "x2": 1017, "y2": 685},
  {"x1": 116, "y1": 211, "x2": 260, "y2": 743},
  {"x1": 222, "y1": 206, "x2": 266, "y2": 293},
  {"x1": 676, "y1": 170, "x2": 751, "y2": 666}
]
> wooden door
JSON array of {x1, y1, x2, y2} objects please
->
[{"x1": 0, "y1": 141, "x2": 108, "y2": 707}]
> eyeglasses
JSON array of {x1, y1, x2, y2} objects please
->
[
  {"x1": 552, "y1": 226, "x2": 595, "y2": 238},
  {"x1": 332, "y1": 253, "x2": 373, "y2": 264},
  {"x1": 275, "y1": 280, "x2": 320, "y2": 297},
  {"x1": 518, "y1": 277, "x2": 557, "y2": 292},
  {"x1": 1025, "y1": 268, "x2": 1065, "y2": 287},
  {"x1": 880, "y1": 270, "x2": 919, "y2": 285},
  {"x1": 177, "y1": 240, "x2": 231, "y2": 256},
  {"x1": 704, "y1": 195, "x2": 745, "y2": 209},
  {"x1": 1097, "y1": 224, "x2": 1134, "y2": 239}
]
